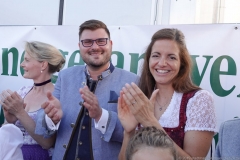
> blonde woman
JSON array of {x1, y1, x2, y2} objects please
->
[{"x1": 0, "y1": 41, "x2": 65, "y2": 160}]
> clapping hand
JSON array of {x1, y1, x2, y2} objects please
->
[
  {"x1": 41, "y1": 92, "x2": 63, "y2": 124},
  {"x1": 0, "y1": 90, "x2": 25, "y2": 115},
  {"x1": 121, "y1": 82, "x2": 159, "y2": 127},
  {"x1": 79, "y1": 86, "x2": 102, "y2": 122},
  {"x1": 118, "y1": 91, "x2": 138, "y2": 133},
  {"x1": 0, "y1": 90, "x2": 26, "y2": 123}
]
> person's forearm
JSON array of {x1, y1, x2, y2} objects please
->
[
  {"x1": 16, "y1": 111, "x2": 55, "y2": 149},
  {"x1": 118, "y1": 130, "x2": 135, "y2": 160},
  {"x1": 174, "y1": 143, "x2": 193, "y2": 159}
]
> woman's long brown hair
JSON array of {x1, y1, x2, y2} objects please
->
[{"x1": 139, "y1": 28, "x2": 200, "y2": 98}]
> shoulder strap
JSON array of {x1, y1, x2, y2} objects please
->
[
  {"x1": 183, "y1": 89, "x2": 200, "y2": 101},
  {"x1": 179, "y1": 89, "x2": 201, "y2": 126}
]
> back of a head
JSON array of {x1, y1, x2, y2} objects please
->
[
  {"x1": 78, "y1": 19, "x2": 111, "y2": 39},
  {"x1": 24, "y1": 41, "x2": 65, "y2": 74},
  {"x1": 126, "y1": 126, "x2": 177, "y2": 160}
]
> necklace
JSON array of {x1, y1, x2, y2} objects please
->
[
  {"x1": 34, "y1": 79, "x2": 51, "y2": 86},
  {"x1": 156, "y1": 97, "x2": 171, "y2": 111}
]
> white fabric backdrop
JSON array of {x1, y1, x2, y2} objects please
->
[{"x1": 1, "y1": 24, "x2": 240, "y2": 132}]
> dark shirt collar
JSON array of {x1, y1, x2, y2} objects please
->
[{"x1": 84, "y1": 62, "x2": 115, "y2": 80}]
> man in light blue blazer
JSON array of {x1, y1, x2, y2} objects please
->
[
  {"x1": 215, "y1": 118, "x2": 240, "y2": 158},
  {"x1": 36, "y1": 19, "x2": 139, "y2": 160}
]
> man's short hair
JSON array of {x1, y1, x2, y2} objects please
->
[{"x1": 79, "y1": 19, "x2": 111, "y2": 40}]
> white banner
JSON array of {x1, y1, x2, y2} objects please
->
[{"x1": 1, "y1": 24, "x2": 240, "y2": 131}]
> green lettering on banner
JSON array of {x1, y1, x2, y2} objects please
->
[
  {"x1": 1, "y1": 48, "x2": 19, "y2": 76},
  {"x1": 210, "y1": 55, "x2": 236, "y2": 97},
  {"x1": 129, "y1": 53, "x2": 145, "y2": 74},
  {"x1": 191, "y1": 55, "x2": 213, "y2": 86},
  {"x1": 1, "y1": 47, "x2": 238, "y2": 99},
  {"x1": 68, "y1": 50, "x2": 85, "y2": 67},
  {"x1": 59, "y1": 50, "x2": 68, "y2": 69},
  {"x1": 111, "y1": 51, "x2": 124, "y2": 69},
  {"x1": 20, "y1": 51, "x2": 25, "y2": 76},
  {"x1": 51, "y1": 75, "x2": 58, "y2": 84}
]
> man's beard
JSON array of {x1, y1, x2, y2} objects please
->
[
  {"x1": 85, "y1": 56, "x2": 110, "y2": 69},
  {"x1": 89, "y1": 61, "x2": 106, "y2": 68}
]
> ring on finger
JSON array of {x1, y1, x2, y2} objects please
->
[{"x1": 132, "y1": 101, "x2": 136, "y2": 105}]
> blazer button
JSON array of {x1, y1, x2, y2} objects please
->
[
  {"x1": 82, "y1": 126, "x2": 85, "y2": 129},
  {"x1": 79, "y1": 141, "x2": 83, "y2": 145},
  {"x1": 70, "y1": 123, "x2": 75, "y2": 128},
  {"x1": 79, "y1": 101, "x2": 83, "y2": 106},
  {"x1": 63, "y1": 144, "x2": 67, "y2": 149}
]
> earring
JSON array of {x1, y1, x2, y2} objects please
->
[{"x1": 41, "y1": 70, "x2": 43, "y2": 73}]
